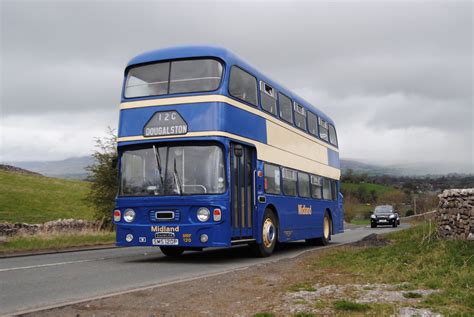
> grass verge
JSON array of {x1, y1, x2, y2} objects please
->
[
  {"x1": 312, "y1": 222, "x2": 474, "y2": 315},
  {"x1": 349, "y1": 218, "x2": 370, "y2": 225},
  {"x1": 0, "y1": 232, "x2": 115, "y2": 254}
]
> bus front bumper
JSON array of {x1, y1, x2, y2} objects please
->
[{"x1": 115, "y1": 223, "x2": 230, "y2": 248}]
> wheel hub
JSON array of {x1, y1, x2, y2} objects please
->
[
  {"x1": 262, "y1": 218, "x2": 275, "y2": 248},
  {"x1": 324, "y1": 216, "x2": 330, "y2": 239}
]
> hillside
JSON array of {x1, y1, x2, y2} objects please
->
[
  {"x1": 4, "y1": 156, "x2": 94, "y2": 180},
  {"x1": 4, "y1": 157, "x2": 471, "y2": 180},
  {"x1": 341, "y1": 182, "x2": 398, "y2": 197},
  {"x1": 0, "y1": 169, "x2": 94, "y2": 224}
]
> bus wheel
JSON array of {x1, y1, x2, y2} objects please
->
[
  {"x1": 251, "y1": 209, "x2": 278, "y2": 257},
  {"x1": 160, "y1": 246, "x2": 185, "y2": 257},
  {"x1": 306, "y1": 212, "x2": 331, "y2": 246}
]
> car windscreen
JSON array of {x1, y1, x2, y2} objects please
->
[
  {"x1": 124, "y1": 59, "x2": 223, "y2": 98},
  {"x1": 375, "y1": 206, "x2": 393, "y2": 214}
]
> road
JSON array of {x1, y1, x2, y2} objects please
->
[{"x1": 0, "y1": 224, "x2": 408, "y2": 316}]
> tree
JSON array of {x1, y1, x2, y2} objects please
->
[
  {"x1": 86, "y1": 129, "x2": 118, "y2": 227},
  {"x1": 369, "y1": 189, "x2": 378, "y2": 203}
]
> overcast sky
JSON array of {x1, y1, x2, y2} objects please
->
[{"x1": 1, "y1": 0, "x2": 472, "y2": 172}]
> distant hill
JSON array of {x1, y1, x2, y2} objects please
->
[
  {"x1": 4, "y1": 156, "x2": 471, "y2": 179},
  {"x1": 0, "y1": 169, "x2": 94, "y2": 223},
  {"x1": 0, "y1": 164, "x2": 42, "y2": 176},
  {"x1": 4, "y1": 156, "x2": 94, "y2": 180},
  {"x1": 341, "y1": 159, "x2": 472, "y2": 176}
]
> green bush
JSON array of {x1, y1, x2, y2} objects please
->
[{"x1": 85, "y1": 130, "x2": 118, "y2": 227}]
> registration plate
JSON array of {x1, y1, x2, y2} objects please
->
[
  {"x1": 152, "y1": 238, "x2": 179, "y2": 246},
  {"x1": 379, "y1": 219, "x2": 387, "y2": 223}
]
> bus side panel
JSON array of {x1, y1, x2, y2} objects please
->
[
  {"x1": 259, "y1": 193, "x2": 343, "y2": 242},
  {"x1": 261, "y1": 195, "x2": 325, "y2": 242}
]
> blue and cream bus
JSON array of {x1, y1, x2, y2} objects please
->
[{"x1": 114, "y1": 46, "x2": 343, "y2": 257}]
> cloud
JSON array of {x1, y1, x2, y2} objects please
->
[
  {"x1": 0, "y1": 0, "x2": 472, "y2": 172},
  {"x1": 0, "y1": 111, "x2": 117, "y2": 161}
]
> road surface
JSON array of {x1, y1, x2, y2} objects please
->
[{"x1": 0, "y1": 224, "x2": 408, "y2": 316}]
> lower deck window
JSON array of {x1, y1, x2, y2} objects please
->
[
  {"x1": 298, "y1": 172, "x2": 310, "y2": 198},
  {"x1": 322, "y1": 178, "x2": 332, "y2": 200},
  {"x1": 282, "y1": 168, "x2": 297, "y2": 196},
  {"x1": 331, "y1": 180, "x2": 338, "y2": 200},
  {"x1": 264, "y1": 163, "x2": 281, "y2": 194},
  {"x1": 311, "y1": 175, "x2": 322, "y2": 199}
]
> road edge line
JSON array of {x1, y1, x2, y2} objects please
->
[{"x1": 0, "y1": 244, "x2": 116, "y2": 259}]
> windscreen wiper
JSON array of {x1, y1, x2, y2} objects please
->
[
  {"x1": 152, "y1": 145, "x2": 164, "y2": 187},
  {"x1": 173, "y1": 157, "x2": 183, "y2": 195}
]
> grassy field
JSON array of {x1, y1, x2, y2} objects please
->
[
  {"x1": 341, "y1": 182, "x2": 398, "y2": 197},
  {"x1": 311, "y1": 223, "x2": 474, "y2": 315},
  {"x1": 341, "y1": 182, "x2": 408, "y2": 221},
  {"x1": 0, "y1": 170, "x2": 94, "y2": 223},
  {"x1": 0, "y1": 232, "x2": 115, "y2": 254}
]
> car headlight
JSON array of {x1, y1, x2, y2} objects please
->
[
  {"x1": 123, "y1": 208, "x2": 136, "y2": 223},
  {"x1": 197, "y1": 207, "x2": 210, "y2": 222},
  {"x1": 371, "y1": 214, "x2": 376, "y2": 219},
  {"x1": 389, "y1": 214, "x2": 396, "y2": 219}
]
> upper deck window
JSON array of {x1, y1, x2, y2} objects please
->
[
  {"x1": 293, "y1": 103, "x2": 307, "y2": 131},
  {"x1": 307, "y1": 112, "x2": 318, "y2": 136},
  {"x1": 229, "y1": 66, "x2": 258, "y2": 106},
  {"x1": 278, "y1": 93, "x2": 293, "y2": 124},
  {"x1": 260, "y1": 81, "x2": 277, "y2": 115},
  {"x1": 329, "y1": 124, "x2": 338, "y2": 146},
  {"x1": 124, "y1": 59, "x2": 223, "y2": 98},
  {"x1": 319, "y1": 118, "x2": 329, "y2": 142}
]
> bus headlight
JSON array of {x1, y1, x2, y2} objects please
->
[
  {"x1": 197, "y1": 207, "x2": 210, "y2": 222},
  {"x1": 124, "y1": 209, "x2": 136, "y2": 223}
]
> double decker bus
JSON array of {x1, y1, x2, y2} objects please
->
[{"x1": 114, "y1": 46, "x2": 343, "y2": 257}]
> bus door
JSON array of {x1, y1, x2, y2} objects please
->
[{"x1": 230, "y1": 143, "x2": 255, "y2": 239}]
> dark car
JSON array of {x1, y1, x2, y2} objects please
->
[{"x1": 371, "y1": 205, "x2": 400, "y2": 228}]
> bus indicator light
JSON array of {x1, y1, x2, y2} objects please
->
[
  {"x1": 213, "y1": 208, "x2": 222, "y2": 221},
  {"x1": 257, "y1": 170, "x2": 263, "y2": 177},
  {"x1": 113, "y1": 210, "x2": 121, "y2": 222}
]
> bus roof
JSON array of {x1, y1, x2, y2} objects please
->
[{"x1": 127, "y1": 45, "x2": 335, "y2": 126}]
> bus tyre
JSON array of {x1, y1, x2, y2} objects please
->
[
  {"x1": 251, "y1": 209, "x2": 278, "y2": 257},
  {"x1": 160, "y1": 246, "x2": 185, "y2": 257},
  {"x1": 306, "y1": 212, "x2": 331, "y2": 246}
]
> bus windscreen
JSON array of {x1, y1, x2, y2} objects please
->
[
  {"x1": 120, "y1": 144, "x2": 225, "y2": 196},
  {"x1": 124, "y1": 59, "x2": 223, "y2": 98}
]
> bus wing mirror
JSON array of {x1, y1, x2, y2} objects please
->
[{"x1": 111, "y1": 157, "x2": 118, "y2": 169}]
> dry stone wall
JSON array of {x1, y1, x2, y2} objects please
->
[
  {"x1": 436, "y1": 189, "x2": 474, "y2": 240},
  {"x1": 0, "y1": 219, "x2": 100, "y2": 237}
]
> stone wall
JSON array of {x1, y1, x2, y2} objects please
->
[
  {"x1": 436, "y1": 189, "x2": 474, "y2": 240},
  {"x1": 0, "y1": 219, "x2": 100, "y2": 237}
]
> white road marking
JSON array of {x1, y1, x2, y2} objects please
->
[{"x1": 0, "y1": 258, "x2": 107, "y2": 273}]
